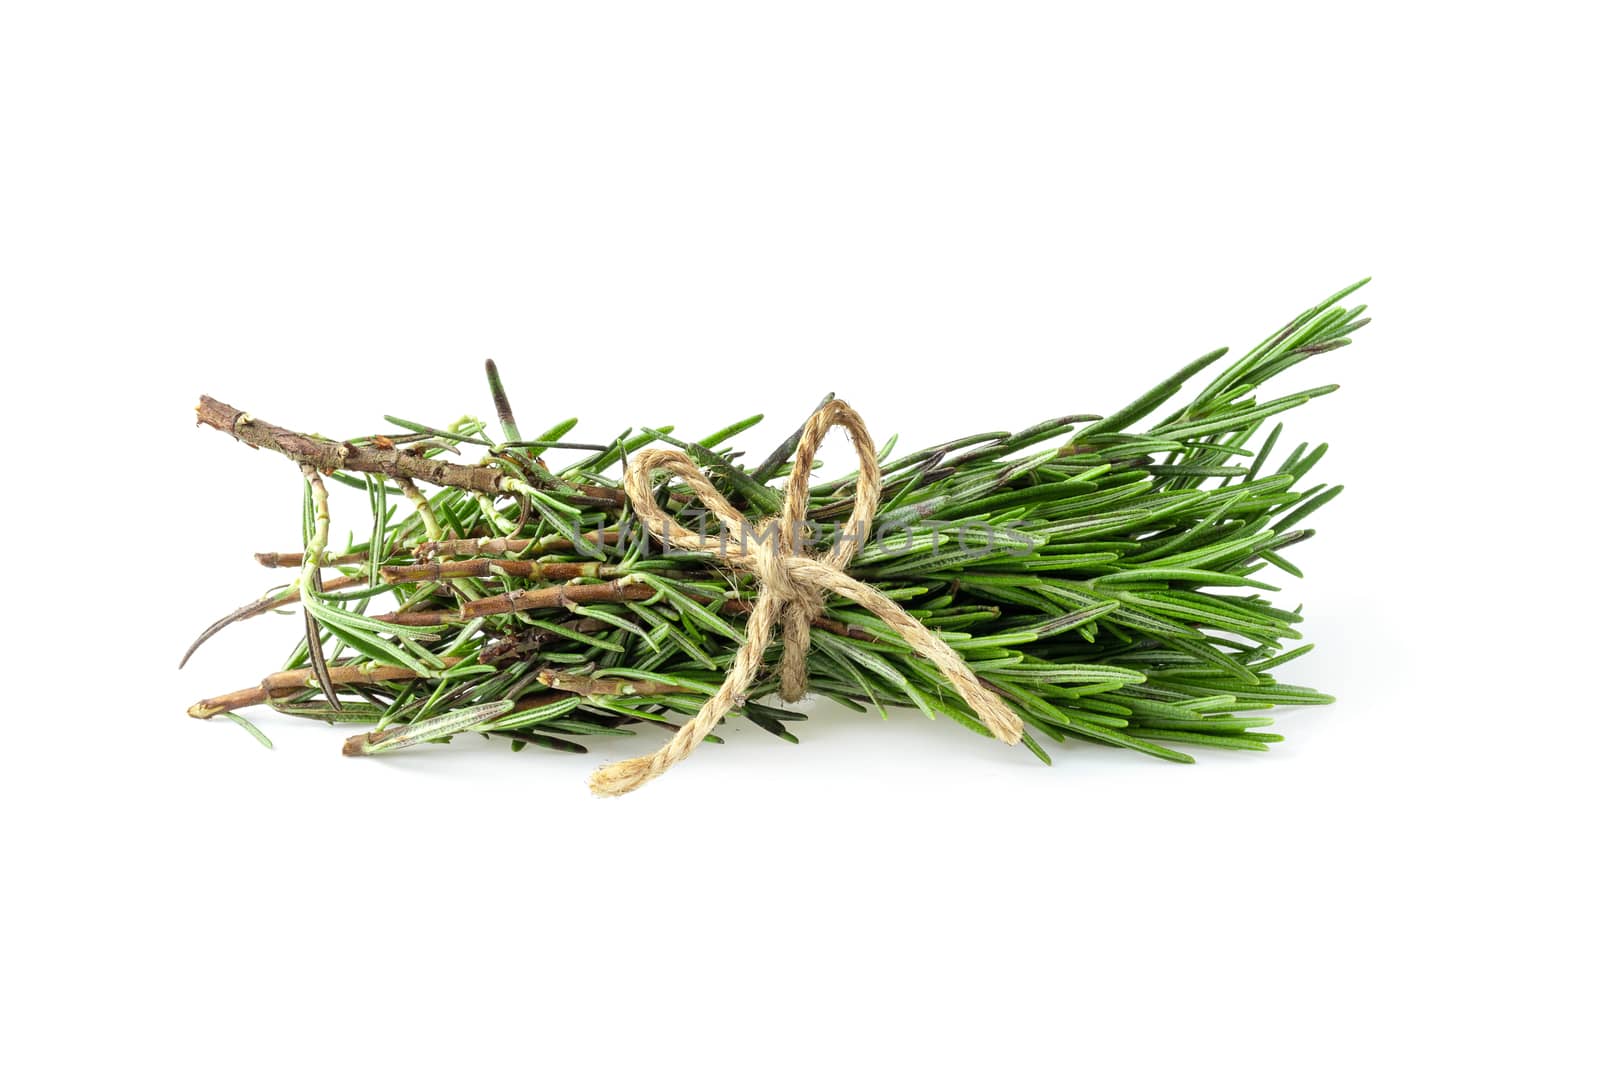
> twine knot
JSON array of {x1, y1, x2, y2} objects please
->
[{"x1": 589, "y1": 399, "x2": 1024, "y2": 796}]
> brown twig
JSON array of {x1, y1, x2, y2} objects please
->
[
  {"x1": 195, "y1": 395, "x2": 626, "y2": 505},
  {"x1": 187, "y1": 658, "x2": 465, "y2": 718},
  {"x1": 381, "y1": 559, "x2": 703, "y2": 583},
  {"x1": 415, "y1": 530, "x2": 625, "y2": 560},
  {"x1": 384, "y1": 560, "x2": 614, "y2": 583},
  {"x1": 376, "y1": 579, "x2": 656, "y2": 626},
  {"x1": 256, "y1": 549, "x2": 369, "y2": 569},
  {"x1": 198, "y1": 395, "x2": 504, "y2": 493},
  {"x1": 376, "y1": 582, "x2": 877, "y2": 642}
]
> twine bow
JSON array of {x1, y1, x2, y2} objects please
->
[{"x1": 589, "y1": 399, "x2": 1024, "y2": 796}]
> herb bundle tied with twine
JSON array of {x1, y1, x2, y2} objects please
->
[{"x1": 182, "y1": 282, "x2": 1368, "y2": 796}]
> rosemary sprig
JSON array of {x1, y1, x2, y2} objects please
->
[{"x1": 184, "y1": 282, "x2": 1367, "y2": 775}]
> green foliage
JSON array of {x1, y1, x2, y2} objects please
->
[{"x1": 193, "y1": 283, "x2": 1367, "y2": 764}]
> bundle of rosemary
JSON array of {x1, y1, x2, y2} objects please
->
[{"x1": 184, "y1": 281, "x2": 1367, "y2": 794}]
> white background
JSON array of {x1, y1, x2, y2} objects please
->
[{"x1": 4, "y1": 3, "x2": 1595, "y2": 1064}]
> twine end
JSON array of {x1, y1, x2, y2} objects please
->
[{"x1": 589, "y1": 757, "x2": 655, "y2": 797}]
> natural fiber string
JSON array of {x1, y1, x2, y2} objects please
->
[{"x1": 589, "y1": 399, "x2": 1025, "y2": 797}]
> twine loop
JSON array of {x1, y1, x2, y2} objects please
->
[{"x1": 589, "y1": 399, "x2": 1023, "y2": 796}]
